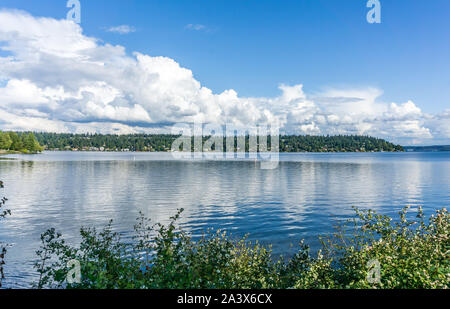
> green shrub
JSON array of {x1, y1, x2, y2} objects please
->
[
  {"x1": 302, "y1": 206, "x2": 450, "y2": 289},
  {"x1": 34, "y1": 207, "x2": 449, "y2": 289}
]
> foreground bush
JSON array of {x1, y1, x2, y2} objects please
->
[
  {"x1": 35, "y1": 207, "x2": 449, "y2": 289},
  {"x1": 0, "y1": 181, "x2": 11, "y2": 288}
]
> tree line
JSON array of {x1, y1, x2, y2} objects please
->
[
  {"x1": 29, "y1": 132, "x2": 404, "y2": 152},
  {"x1": 279, "y1": 135, "x2": 404, "y2": 152},
  {"x1": 0, "y1": 131, "x2": 44, "y2": 153}
]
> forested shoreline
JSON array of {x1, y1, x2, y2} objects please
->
[
  {"x1": 0, "y1": 131, "x2": 43, "y2": 154},
  {"x1": 0, "y1": 131, "x2": 404, "y2": 153},
  {"x1": 28, "y1": 132, "x2": 403, "y2": 153}
]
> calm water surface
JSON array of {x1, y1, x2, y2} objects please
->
[{"x1": 0, "y1": 151, "x2": 449, "y2": 288}]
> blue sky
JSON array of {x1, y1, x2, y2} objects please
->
[
  {"x1": 0, "y1": 0, "x2": 448, "y2": 144},
  {"x1": 2, "y1": 0, "x2": 449, "y2": 113}
]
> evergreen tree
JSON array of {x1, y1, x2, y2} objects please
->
[
  {"x1": 0, "y1": 132, "x2": 12, "y2": 150},
  {"x1": 8, "y1": 132, "x2": 24, "y2": 151},
  {"x1": 22, "y1": 133, "x2": 43, "y2": 153}
]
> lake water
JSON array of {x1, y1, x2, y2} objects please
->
[{"x1": 1, "y1": 151, "x2": 449, "y2": 288}]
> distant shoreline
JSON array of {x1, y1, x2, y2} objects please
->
[
  {"x1": 31, "y1": 133, "x2": 405, "y2": 153},
  {"x1": 4, "y1": 150, "x2": 411, "y2": 154},
  {"x1": 4, "y1": 149, "x2": 449, "y2": 155},
  {"x1": 403, "y1": 145, "x2": 450, "y2": 152}
]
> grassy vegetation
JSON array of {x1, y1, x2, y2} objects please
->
[{"x1": 35, "y1": 206, "x2": 449, "y2": 289}]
